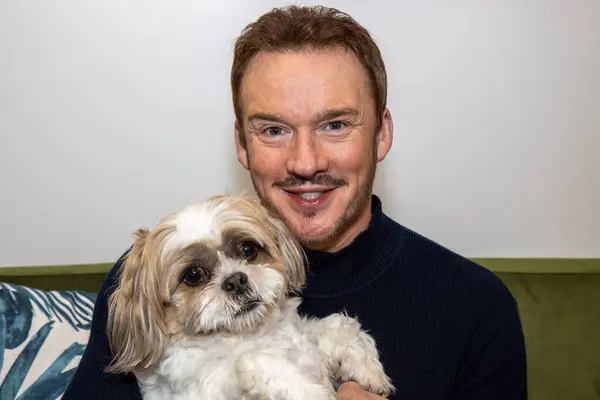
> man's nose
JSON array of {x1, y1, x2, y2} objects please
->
[{"x1": 286, "y1": 131, "x2": 328, "y2": 178}]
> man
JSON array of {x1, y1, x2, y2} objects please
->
[{"x1": 64, "y1": 5, "x2": 527, "y2": 399}]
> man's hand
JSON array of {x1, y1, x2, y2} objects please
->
[{"x1": 337, "y1": 382, "x2": 388, "y2": 399}]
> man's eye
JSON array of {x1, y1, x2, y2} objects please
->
[
  {"x1": 264, "y1": 127, "x2": 284, "y2": 136},
  {"x1": 325, "y1": 121, "x2": 347, "y2": 130}
]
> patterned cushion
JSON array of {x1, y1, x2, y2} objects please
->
[{"x1": 0, "y1": 282, "x2": 96, "y2": 399}]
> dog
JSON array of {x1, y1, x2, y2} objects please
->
[{"x1": 106, "y1": 194, "x2": 394, "y2": 399}]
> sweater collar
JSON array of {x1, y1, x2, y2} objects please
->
[{"x1": 301, "y1": 195, "x2": 405, "y2": 298}]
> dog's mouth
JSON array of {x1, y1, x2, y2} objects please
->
[{"x1": 234, "y1": 299, "x2": 262, "y2": 317}]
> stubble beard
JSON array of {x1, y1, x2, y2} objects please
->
[{"x1": 248, "y1": 148, "x2": 378, "y2": 250}]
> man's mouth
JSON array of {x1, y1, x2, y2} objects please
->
[
  {"x1": 283, "y1": 188, "x2": 335, "y2": 198},
  {"x1": 281, "y1": 187, "x2": 337, "y2": 209},
  {"x1": 296, "y1": 191, "x2": 325, "y2": 200}
]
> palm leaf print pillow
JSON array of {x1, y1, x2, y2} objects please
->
[{"x1": 0, "y1": 282, "x2": 96, "y2": 399}]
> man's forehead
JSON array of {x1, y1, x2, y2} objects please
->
[
  {"x1": 243, "y1": 49, "x2": 367, "y2": 88},
  {"x1": 240, "y1": 50, "x2": 370, "y2": 121}
]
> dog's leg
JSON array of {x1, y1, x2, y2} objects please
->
[
  {"x1": 235, "y1": 351, "x2": 337, "y2": 400},
  {"x1": 304, "y1": 314, "x2": 395, "y2": 398}
]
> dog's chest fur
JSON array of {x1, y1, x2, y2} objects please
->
[{"x1": 135, "y1": 299, "x2": 333, "y2": 400}]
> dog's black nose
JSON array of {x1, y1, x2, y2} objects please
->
[{"x1": 222, "y1": 272, "x2": 249, "y2": 294}]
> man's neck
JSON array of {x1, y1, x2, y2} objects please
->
[{"x1": 300, "y1": 194, "x2": 406, "y2": 298}]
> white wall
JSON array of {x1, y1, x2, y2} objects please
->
[{"x1": 1, "y1": 0, "x2": 598, "y2": 267}]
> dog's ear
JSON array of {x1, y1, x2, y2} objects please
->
[
  {"x1": 106, "y1": 228, "x2": 169, "y2": 374},
  {"x1": 269, "y1": 216, "x2": 307, "y2": 295}
]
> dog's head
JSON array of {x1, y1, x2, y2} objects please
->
[{"x1": 106, "y1": 194, "x2": 305, "y2": 374}]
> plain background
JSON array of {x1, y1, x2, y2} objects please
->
[{"x1": 1, "y1": 0, "x2": 599, "y2": 267}]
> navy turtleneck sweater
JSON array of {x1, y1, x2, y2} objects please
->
[{"x1": 64, "y1": 195, "x2": 527, "y2": 399}]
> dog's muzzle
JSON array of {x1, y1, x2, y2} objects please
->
[{"x1": 222, "y1": 272, "x2": 251, "y2": 296}]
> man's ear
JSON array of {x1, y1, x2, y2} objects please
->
[
  {"x1": 376, "y1": 108, "x2": 394, "y2": 162},
  {"x1": 234, "y1": 121, "x2": 250, "y2": 170}
]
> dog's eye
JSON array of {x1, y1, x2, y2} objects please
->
[
  {"x1": 239, "y1": 241, "x2": 258, "y2": 261},
  {"x1": 182, "y1": 265, "x2": 210, "y2": 286}
]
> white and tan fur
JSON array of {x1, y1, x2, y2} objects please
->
[{"x1": 106, "y1": 194, "x2": 394, "y2": 400}]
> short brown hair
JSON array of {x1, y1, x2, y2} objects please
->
[{"x1": 231, "y1": 5, "x2": 387, "y2": 130}]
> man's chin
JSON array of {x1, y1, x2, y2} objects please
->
[
  {"x1": 286, "y1": 216, "x2": 341, "y2": 247},
  {"x1": 261, "y1": 192, "x2": 344, "y2": 244}
]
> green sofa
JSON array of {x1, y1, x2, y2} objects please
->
[{"x1": 1, "y1": 258, "x2": 599, "y2": 399}]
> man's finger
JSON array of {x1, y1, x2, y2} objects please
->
[{"x1": 337, "y1": 382, "x2": 383, "y2": 399}]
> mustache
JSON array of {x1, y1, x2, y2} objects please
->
[{"x1": 274, "y1": 174, "x2": 348, "y2": 188}]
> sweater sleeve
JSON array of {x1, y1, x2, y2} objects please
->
[
  {"x1": 62, "y1": 249, "x2": 142, "y2": 400},
  {"x1": 449, "y1": 279, "x2": 528, "y2": 400}
]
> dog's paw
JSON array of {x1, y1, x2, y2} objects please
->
[
  {"x1": 308, "y1": 313, "x2": 394, "y2": 397},
  {"x1": 337, "y1": 356, "x2": 394, "y2": 398},
  {"x1": 334, "y1": 330, "x2": 395, "y2": 397}
]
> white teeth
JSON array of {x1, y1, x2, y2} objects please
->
[{"x1": 299, "y1": 192, "x2": 323, "y2": 200}]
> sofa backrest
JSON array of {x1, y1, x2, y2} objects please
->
[{"x1": 495, "y1": 269, "x2": 600, "y2": 400}]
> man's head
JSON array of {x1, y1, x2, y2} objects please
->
[{"x1": 231, "y1": 5, "x2": 393, "y2": 252}]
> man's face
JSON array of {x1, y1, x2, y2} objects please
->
[{"x1": 235, "y1": 48, "x2": 393, "y2": 251}]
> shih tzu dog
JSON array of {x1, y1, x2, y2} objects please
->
[{"x1": 106, "y1": 194, "x2": 394, "y2": 400}]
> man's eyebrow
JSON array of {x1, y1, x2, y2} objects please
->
[
  {"x1": 314, "y1": 108, "x2": 360, "y2": 122},
  {"x1": 247, "y1": 112, "x2": 286, "y2": 124},
  {"x1": 247, "y1": 108, "x2": 360, "y2": 124}
]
